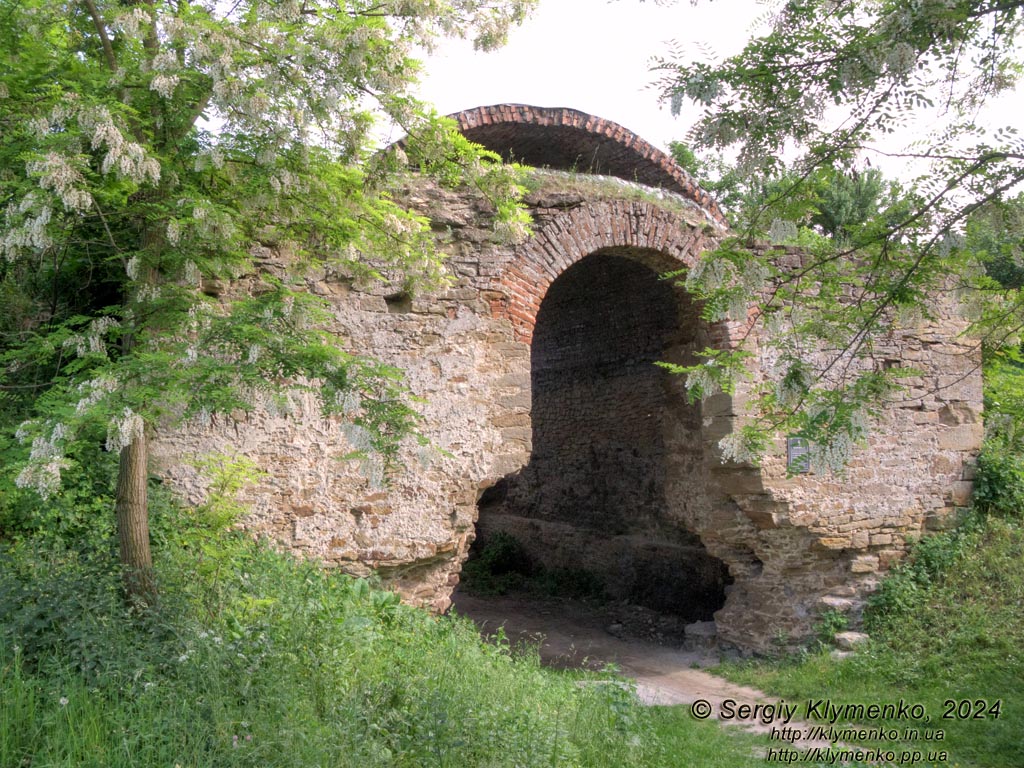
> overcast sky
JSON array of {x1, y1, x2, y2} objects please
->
[
  {"x1": 414, "y1": 0, "x2": 767, "y2": 153},
  {"x1": 412, "y1": 1, "x2": 1022, "y2": 183}
]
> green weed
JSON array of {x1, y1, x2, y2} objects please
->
[{"x1": 0, "y1": 503, "x2": 772, "y2": 768}]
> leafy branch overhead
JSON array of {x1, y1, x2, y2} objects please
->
[
  {"x1": 0, "y1": 0, "x2": 536, "y2": 599},
  {"x1": 655, "y1": 0, "x2": 1024, "y2": 469}
]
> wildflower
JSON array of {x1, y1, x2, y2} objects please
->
[{"x1": 59, "y1": 696, "x2": 69, "y2": 707}]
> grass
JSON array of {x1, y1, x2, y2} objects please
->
[
  {"x1": 0, "y1": 511, "x2": 770, "y2": 768},
  {"x1": 5, "y1": 446, "x2": 1024, "y2": 766},
  {"x1": 716, "y1": 512, "x2": 1024, "y2": 768},
  {"x1": 4, "y1": 518, "x2": 1019, "y2": 767},
  {"x1": 522, "y1": 168, "x2": 713, "y2": 227}
]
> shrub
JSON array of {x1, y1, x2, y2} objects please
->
[
  {"x1": 814, "y1": 608, "x2": 848, "y2": 645},
  {"x1": 460, "y1": 531, "x2": 534, "y2": 595},
  {"x1": 865, "y1": 517, "x2": 976, "y2": 623},
  {"x1": 973, "y1": 432, "x2": 1024, "y2": 518},
  {"x1": 0, "y1": 436, "x2": 118, "y2": 553}
]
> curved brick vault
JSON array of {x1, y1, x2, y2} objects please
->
[
  {"x1": 448, "y1": 104, "x2": 727, "y2": 227},
  {"x1": 155, "y1": 108, "x2": 983, "y2": 654},
  {"x1": 489, "y1": 198, "x2": 721, "y2": 343}
]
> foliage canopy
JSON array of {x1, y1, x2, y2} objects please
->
[
  {"x1": 0, "y1": 0, "x2": 535, "y2": 596},
  {"x1": 654, "y1": 0, "x2": 1024, "y2": 468}
]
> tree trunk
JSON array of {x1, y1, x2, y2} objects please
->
[{"x1": 116, "y1": 431, "x2": 155, "y2": 606}]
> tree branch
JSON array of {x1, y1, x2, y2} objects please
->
[{"x1": 81, "y1": 0, "x2": 118, "y2": 72}]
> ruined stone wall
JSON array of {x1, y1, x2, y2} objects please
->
[
  {"x1": 153, "y1": 177, "x2": 718, "y2": 613},
  {"x1": 675, "y1": 247, "x2": 983, "y2": 648},
  {"x1": 153, "y1": 170, "x2": 982, "y2": 653}
]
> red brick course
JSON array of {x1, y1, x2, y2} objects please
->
[{"x1": 490, "y1": 198, "x2": 718, "y2": 342}]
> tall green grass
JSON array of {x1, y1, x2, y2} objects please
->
[{"x1": 0, "y1": 513, "x2": 766, "y2": 768}]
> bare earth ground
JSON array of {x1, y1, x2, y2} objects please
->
[{"x1": 450, "y1": 591, "x2": 835, "y2": 751}]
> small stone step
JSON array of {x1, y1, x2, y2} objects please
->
[
  {"x1": 818, "y1": 596, "x2": 854, "y2": 613},
  {"x1": 834, "y1": 631, "x2": 870, "y2": 651},
  {"x1": 683, "y1": 620, "x2": 718, "y2": 649}
]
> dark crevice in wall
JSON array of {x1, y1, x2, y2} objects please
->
[{"x1": 384, "y1": 292, "x2": 413, "y2": 313}]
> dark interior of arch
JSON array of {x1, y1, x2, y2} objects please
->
[
  {"x1": 470, "y1": 252, "x2": 731, "y2": 623},
  {"x1": 459, "y1": 123, "x2": 688, "y2": 194}
]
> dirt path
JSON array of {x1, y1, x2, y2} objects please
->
[{"x1": 451, "y1": 591, "x2": 834, "y2": 751}]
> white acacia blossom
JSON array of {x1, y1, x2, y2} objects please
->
[
  {"x1": 359, "y1": 455, "x2": 384, "y2": 489},
  {"x1": 809, "y1": 409, "x2": 868, "y2": 475},
  {"x1": 1, "y1": 199, "x2": 53, "y2": 260},
  {"x1": 63, "y1": 316, "x2": 120, "y2": 358},
  {"x1": 340, "y1": 422, "x2": 372, "y2": 452},
  {"x1": 78, "y1": 107, "x2": 160, "y2": 184},
  {"x1": 718, "y1": 432, "x2": 758, "y2": 465},
  {"x1": 685, "y1": 365, "x2": 721, "y2": 400},
  {"x1": 14, "y1": 421, "x2": 71, "y2": 499},
  {"x1": 113, "y1": 7, "x2": 149, "y2": 37},
  {"x1": 768, "y1": 218, "x2": 798, "y2": 243},
  {"x1": 26, "y1": 153, "x2": 92, "y2": 212},
  {"x1": 150, "y1": 73, "x2": 180, "y2": 100},
  {"x1": 775, "y1": 362, "x2": 814, "y2": 410},
  {"x1": 106, "y1": 408, "x2": 145, "y2": 453},
  {"x1": 75, "y1": 374, "x2": 120, "y2": 414},
  {"x1": 338, "y1": 391, "x2": 361, "y2": 416},
  {"x1": 183, "y1": 260, "x2": 200, "y2": 287},
  {"x1": 136, "y1": 283, "x2": 161, "y2": 302}
]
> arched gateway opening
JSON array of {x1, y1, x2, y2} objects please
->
[{"x1": 467, "y1": 248, "x2": 732, "y2": 627}]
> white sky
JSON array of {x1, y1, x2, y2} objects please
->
[
  {"x1": 415, "y1": 0, "x2": 768, "y2": 154},
  {"x1": 414, "y1": 1, "x2": 1023, "y2": 184}
]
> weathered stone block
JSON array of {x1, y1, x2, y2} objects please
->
[
  {"x1": 850, "y1": 555, "x2": 879, "y2": 573},
  {"x1": 950, "y1": 480, "x2": 974, "y2": 506},
  {"x1": 818, "y1": 596, "x2": 854, "y2": 613},
  {"x1": 834, "y1": 631, "x2": 870, "y2": 650},
  {"x1": 938, "y1": 423, "x2": 984, "y2": 450}
]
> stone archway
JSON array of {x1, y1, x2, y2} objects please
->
[
  {"x1": 472, "y1": 247, "x2": 733, "y2": 623},
  {"x1": 155, "y1": 104, "x2": 983, "y2": 655},
  {"x1": 449, "y1": 104, "x2": 727, "y2": 226}
]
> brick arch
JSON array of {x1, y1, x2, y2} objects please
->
[
  {"x1": 449, "y1": 104, "x2": 727, "y2": 227},
  {"x1": 490, "y1": 198, "x2": 720, "y2": 343}
]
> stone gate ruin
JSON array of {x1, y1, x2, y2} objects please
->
[{"x1": 155, "y1": 105, "x2": 983, "y2": 653}]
